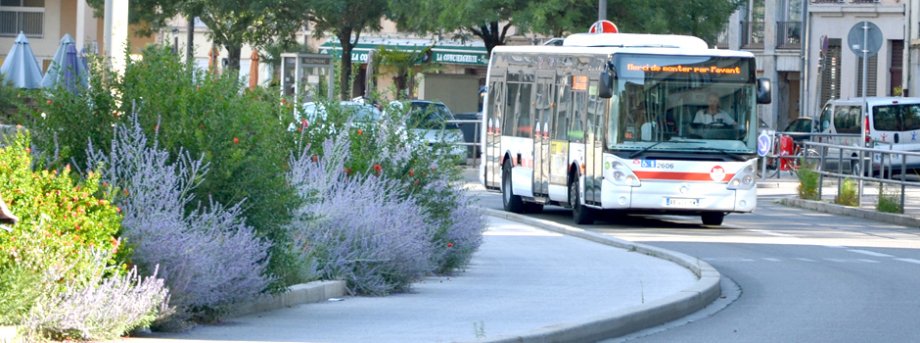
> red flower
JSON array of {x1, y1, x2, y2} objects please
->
[
  {"x1": 357, "y1": 129, "x2": 363, "y2": 136},
  {"x1": 311, "y1": 154, "x2": 319, "y2": 163},
  {"x1": 301, "y1": 119, "x2": 309, "y2": 130},
  {"x1": 46, "y1": 99, "x2": 52, "y2": 105},
  {"x1": 233, "y1": 137, "x2": 240, "y2": 144},
  {"x1": 408, "y1": 169, "x2": 415, "y2": 177},
  {"x1": 373, "y1": 164, "x2": 382, "y2": 175},
  {"x1": 25, "y1": 147, "x2": 30, "y2": 154},
  {"x1": 447, "y1": 242, "x2": 454, "y2": 248},
  {"x1": 344, "y1": 167, "x2": 352, "y2": 175},
  {"x1": 281, "y1": 98, "x2": 287, "y2": 105}
]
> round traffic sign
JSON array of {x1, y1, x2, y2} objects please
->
[
  {"x1": 589, "y1": 20, "x2": 619, "y2": 34},
  {"x1": 757, "y1": 131, "x2": 773, "y2": 157},
  {"x1": 847, "y1": 21, "x2": 882, "y2": 57}
]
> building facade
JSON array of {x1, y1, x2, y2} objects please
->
[
  {"x1": 725, "y1": 0, "x2": 914, "y2": 132},
  {"x1": 1, "y1": 0, "x2": 151, "y2": 73}
]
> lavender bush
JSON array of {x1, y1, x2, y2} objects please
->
[
  {"x1": 23, "y1": 250, "x2": 170, "y2": 341},
  {"x1": 85, "y1": 115, "x2": 273, "y2": 325},
  {"x1": 288, "y1": 136, "x2": 433, "y2": 295}
]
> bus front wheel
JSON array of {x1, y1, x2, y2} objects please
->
[
  {"x1": 502, "y1": 161, "x2": 524, "y2": 213},
  {"x1": 701, "y1": 212, "x2": 725, "y2": 226},
  {"x1": 569, "y1": 178, "x2": 595, "y2": 225}
]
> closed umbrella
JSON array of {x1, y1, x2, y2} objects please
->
[
  {"x1": 42, "y1": 34, "x2": 89, "y2": 92},
  {"x1": 0, "y1": 32, "x2": 43, "y2": 89},
  {"x1": 249, "y1": 50, "x2": 259, "y2": 90}
]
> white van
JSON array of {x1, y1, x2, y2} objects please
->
[{"x1": 816, "y1": 97, "x2": 920, "y2": 175}]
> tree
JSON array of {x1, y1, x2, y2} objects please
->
[
  {"x1": 392, "y1": 0, "x2": 741, "y2": 54},
  {"x1": 389, "y1": 0, "x2": 528, "y2": 56},
  {"x1": 306, "y1": 0, "x2": 388, "y2": 100},
  {"x1": 85, "y1": 0, "x2": 306, "y2": 71}
]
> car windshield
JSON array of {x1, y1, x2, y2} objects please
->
[
  {"x1": 407, "y1": 103, "x2": 458, "y2": 129},
  {"x1": 342, "y1": 103, "x2": 381, "y2": 123}
]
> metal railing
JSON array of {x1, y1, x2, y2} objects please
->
[
  {"x1": 800, "y1": 140, "x2": 920, "y2": 214},
  {"x1": 776, "y1": 21, "x2": 802, "y2": 49},
  {"x1": 446, "y1": 118, "x2": 481, "y2": 166}
]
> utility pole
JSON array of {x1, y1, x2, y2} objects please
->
[{"x1": 598, "y1": 0, "x2": 607, "y2": 21}]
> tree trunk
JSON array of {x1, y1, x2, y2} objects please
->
[
  {"x1": 337, "y1": 30, "x2": 353, "y2": 101},
  {"x1": 186, "y1": 15, "x2": 195, "y2": 65},
  {"x1": 226, "y1": 45, "x2": 242, "y2": 71},
  {"x1": 471, "y1": 21, "x2": 512, "y2": 56}
]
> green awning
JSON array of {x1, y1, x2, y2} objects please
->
[{"x1": 319, "y1": 40, "x2": 488, "y2": 66}]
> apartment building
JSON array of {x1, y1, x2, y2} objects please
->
[
  {"x1": 724, "y1": 0, "x2": 915, "y2": 131},
  {"x1": 0, "y1": 0, "x2": 152, "y2": 73}
]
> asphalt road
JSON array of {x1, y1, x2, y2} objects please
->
[{"x1": 471, "y1": 188, "x2": 920, "y2": 342}]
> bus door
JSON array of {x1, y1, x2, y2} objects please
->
[
  {"x1": 584, "y1": 78, "x2": 604, "y2": 204},
  {"x1": 569, "y1": 76, "x2": 589, "y2": 199},
  {"x1": 548, "y1": 73, "x2": 573, "y2": 202},
  {"x1": 533, "y1": 72, "x2": 555, "y2": 197},
  {"x1": 485, "y1": 73, "x2": 505, "y2": 189}
]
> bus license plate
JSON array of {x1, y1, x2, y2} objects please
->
[{"x1": 666, "y1": 197, "x2": 699, "y2": 207}]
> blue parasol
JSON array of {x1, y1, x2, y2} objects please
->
[
  {"x1": 41, "y1": 34, "x2": 89, "y2": 92},
  {"x1": 0, "y1": 32, "x2": 44, "y2": 89}
]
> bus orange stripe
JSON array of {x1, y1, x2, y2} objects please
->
[{"x1": 634, "y1": 171, "x2": 734, "y2": 181}]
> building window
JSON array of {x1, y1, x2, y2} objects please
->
[
  {"x1": 0, "y1": 0, "x2": 45, "y2": 37},
  {"x1": 741, "y1": 0, "x2": 765, "y2": 48},
  {"x1": 777, "y1": 0, "x2": 802, "y2": 49}
]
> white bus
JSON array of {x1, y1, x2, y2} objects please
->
[{"x1": 480, "y1": 33, "x2": 772, "y2": 226}]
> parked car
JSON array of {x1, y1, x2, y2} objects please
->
[
  {"x1": 783, "y1": 117, "x2": 815, "y2": 143},
  {"x1": 289, "y1": 100, "x2": 381, "y2": 132},
  {"x1": 386, "y1": 100, "x2": 467, "y2": 160}
]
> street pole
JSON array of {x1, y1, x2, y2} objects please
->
[
  {"x1": 599, "y1": 0, "x2": 606, "y2": 21},
  {"x1": 859, "y1": 21, "x2": 869, "y2": 204}
]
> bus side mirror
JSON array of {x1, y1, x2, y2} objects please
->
[
  {"x1": 599, "y1": 70, "x2": 614, "y2": 99},
  {"x1": 756, "y1": 77, "x2": 772, "y2": 104}
]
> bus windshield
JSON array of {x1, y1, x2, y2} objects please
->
[{"x1": 607, "y1": 54, "x2": 758, "y2": 154}]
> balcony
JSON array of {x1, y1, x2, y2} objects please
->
[
  {"x1": 811, "y1": 0, "x2": 881, "y2": 3},
  {"x1": 776, "y1": 21, "x2": 802, "y2": 50},
  {"x1": 740, "y1": 21, "x2": 764, "y2": 49}
]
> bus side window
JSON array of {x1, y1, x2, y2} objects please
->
[
  {"x1": 516, "y1": 82, "x2": 534, "y2": 137},
  {"x1": 503, "y1": 82, "x2": 519, "y2": 136},
  {"x1": 569, "y1": 91, "x2": 586, "y2": 142},
  {"x1": 554, "y1": 84, "x2": 571, "y2": 140}
]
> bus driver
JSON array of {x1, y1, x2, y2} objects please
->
[{"x1": 693, "y1": 93, "x2": 735, "y2": 127}]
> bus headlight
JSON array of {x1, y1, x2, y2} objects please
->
[
  {"x1": 606, "y1": 161, "x2": 640, "y2": 187},
  {"x1": 727, "y1": 164, "x2": 756, "y2": 190}
]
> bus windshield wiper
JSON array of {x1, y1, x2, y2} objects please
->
[{"x1": 629, "y1": 140, "x2": 700, "y2": 158}]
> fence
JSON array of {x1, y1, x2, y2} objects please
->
[
  {"x1": 447, "y1": 116, "x2": 481, "y2": 166},
  {"x1": 799, "y1": 140, "x2": 920, "y2": 214}
]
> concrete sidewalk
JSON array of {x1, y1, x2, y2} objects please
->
[{"x1": 126, "y1": 214, "x2": 719, "y2": 343}]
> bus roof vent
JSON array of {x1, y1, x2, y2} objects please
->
[{"x1": 562, "y1": 33, "x2": 709, "y2": 50}]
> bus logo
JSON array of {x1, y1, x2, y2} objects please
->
[
  {"x1": 641, "y1": 160, "x2": 656, "y2": 168},
  {"x1": 710, "y1": 166, "x2": 726, "y2": 182}
]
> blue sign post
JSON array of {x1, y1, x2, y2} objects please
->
[{"x1": 757, "y1": 130, "x2": 773, "y2": 179}]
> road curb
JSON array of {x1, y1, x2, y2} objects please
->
[
  {"x1": 777, "y1": 198, "x2": 920, "y2": 228},
  {"x1": 478, "y1": 208, "x2": 721, "y2": 343},
  {"x1": 224, "y1": 280, "x2": 347, "y2": 319}
]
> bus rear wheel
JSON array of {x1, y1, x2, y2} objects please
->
[
  {"x1": 570, "y1": 178, "x2": 595, "y2": 225},
  {"x1": 701, "y1": 212, "x2": 725, "y2": 226},
  {"x1": 502, "y1": 161, "x2": 524, "y2": 213}
]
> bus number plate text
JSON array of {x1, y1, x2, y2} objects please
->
[{"x1": 665, "y1": 197, "x2": 699, "y2": 207}]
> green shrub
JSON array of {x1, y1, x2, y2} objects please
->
[
  {"x1": 0, "y1": 131, "x2": 125, "y2": 324},
  {"x1": 11, "y1": 56, "x2": 119, "y2": 170},
  {"x1": 118, "y1": 47, "x2": 301, "y2": 289},
  {"x1": 877, "y1": 187, "x2": 903, "y2": 213},
  {"x1": 796, "y1": 163, "x2": 820, "y2": 200},
  {"x1": 835, "y1": 178, "x2": 859, "y2": 206}
]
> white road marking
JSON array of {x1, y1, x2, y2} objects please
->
[
  {"x1": 795, "y1": 258, "x2": 817, "y2": 262},
  {"x1": 749, "y1": 229, "x2": 794, "y2": 237},
  {"x1": 857, "y1": 259, "x2": 880, "y2": 263},
  {"x1": 762, "y1": 257, "x2": 781, "y2": 262},
  {"x1": 895, "y1": 258, "x2": 920, "y2": 265},
  {"x1": 848, "y1": 249, "x2": 894, "y2": 258}
]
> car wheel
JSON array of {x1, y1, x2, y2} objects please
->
[
  {"x1": 570, "y1": 177, "x2": 594, "y2": 225},
  {"x1": 502, "y1": 160, "x2": 524, "y2": 213},
  {"x1": 701, "y1": 212, "x2": 725, "y2": 226}
]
